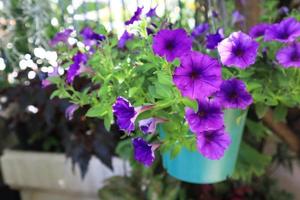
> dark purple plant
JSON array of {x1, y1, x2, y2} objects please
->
[
  {"x1": 125, "y1": 7, "x2": 143, "y2": 25},
  {"x1": 49, "y1": 29, "x2": 73, "y2": 47},
  {"x1": 118, "y1": 31, "x2": 134, "y2": 49},
  {"x1": 132, "y1": 137, "x2": 156, "y2": 167}
]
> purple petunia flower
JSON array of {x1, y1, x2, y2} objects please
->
[
  {"x1": 206, "y1": 28, "x2": 224, "y2": 49},
  {"x1": 152, "y1": 29, "x2": 192, "y2": 62},
  {"x1": 217, "y1": 31, "x2": 259, "y2": 69},
  {"x1": 132, "y1": 137, "x2": 157, "y2": 167},
  {"x1": 67, "y1": 52, "x2": 89, "y2": 84},
  {"x1": 125, "y1": 7, "x2": 143, "y2": 25},
  {"x1": 196, "y1": 128, "x2": 231, "y2": 160},
  {"x1": 146, "y1": 6, "x2": 157, "y2": 18},
  {"x1": 65, "y1": 104, "x2": 79, "y2": 120},
  {"x1": 264, "y1": 17, "x2": 300, "y2": 43},
  {"x1": 278, "y1": 6, "x2": 289, "y2": 15},
  {"x1": 191, "y1": 23, "x2": 209, "y2": 38},
  {"x1": 232, "y1": 10, "x2": 245, "y2": 25},
  {"x1": 185, "y1": 99, "x2": 224, "y2": 133},
  {"x1": 276, "y1": 42, "x2": 300, "y2": 68},
  {"x1": 249, "y1": 23, "x2": 270, "y2": 38},
  {"x1": 138, "y1": 118, "x2": 166, "y2": 134},
  {"x1": 118, "y1": 31, "x2": 134, "y2": 49},
  {"x1": 216, "y1": 78, "x2": 253, "y2": 109},
  {"x1": 80, "y1": 27, "x2": 105, "y2": 47},
  {"x1": 112, "y1": 96, "x2": 153, "y2": 133},
  {"x1": 41, "y1": 67, "x2": 59, "y2": 88},
  {"x1": 49, "y1": 29, "x2": 73, "y2": 47},
  {"x1": 173, "y1": 51, "x2": 222, "y2": 100}
]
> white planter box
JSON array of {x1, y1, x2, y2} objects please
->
[{"x1": 0, "y1": 150, "x2": 130, "y2": 200}]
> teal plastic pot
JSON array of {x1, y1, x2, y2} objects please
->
[{"x1": 159, "y1": 109, "x2": 247, "y2": 184}]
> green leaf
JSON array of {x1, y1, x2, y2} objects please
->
[
  {"x1": 246, "y1": 119, "x2": 268, "y2": 141},
  {"x1": 255, "y1": 103, "x2": 269, "y2": 119},
  {"x1": 86, "y1": 105, "x2": 107, "y2": 117},
  {"x1": 170, "y1": 145, "x2": 181, "y2": 159},
  {"x1": 273, "y1": 105, "x2": 287, "y2": 122},
  {"x1": 181, "y1": 98, "x2": 197, "y2": 111}
]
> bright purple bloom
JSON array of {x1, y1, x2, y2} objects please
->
[
  {"x1": 65, "y1": 104, "x2": 79, "y2": 120},
  {"x1": 152, "y1": 29, "x2": 192, "y2": 62},
  {"x1": 49, "y1": 29, "x2": 73, "y2": 47},
  {"x1": 232, "y1": 10, "x2": 245, "y2": 25},
  {"x1": 112, "y1": 96, "x2": 153, "y2": 133},
  {"x1": 80, "y1": 27, "x2": 105, "y2": 47},
  {"x1": 185, "y1": 100, "x2": 224, "y2": 133},
  {"x1": 216, "y1": 78, "x2": 253, "y2": 109},
  {"x1": 173, "y1": 51, "x2": 222, "y2": 100},
  {"x1": 276, "y1": 42, "x2": 300, "y2": 68},
  {"x1": 217, "y1": 31, "x2": 259, "y2": 69},
  {"x1": 191, "y1": 23, "x2": 209, "y2": 38},
  {"x1": 138, "y1": 118, "x2": 165, "y2": 134},
  {"x1": 67, "y1": 52, "x2": 88, "y2": 84},
  {"x1": 196, "y1": 128, "x2": 231, "y2": 160},
  {"x1": 249, "y1": 23, "x2": 270, "y2": 38},
  {"x1": 146, "y1": 6, "x2": 157, "y2": 17},
  {"x1": 132, "y1": 137, "x2": 156, "y2": 167},
  {"x1": 125, "y1": 7, "x2": 143, "y2": 25},
  {"x1": 118, "y1": 31, "x2": 134, "y2": 49},
  {"x1": 206, "y1": 28, "x2": 224, "y2": 49},
  {"x1": 264, "y1": 17, "x2": 300, "y2": 43}
]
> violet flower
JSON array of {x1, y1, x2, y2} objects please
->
[
  {"x1": 185, "y1": 99, "x2": 224, "y2": 133},
  {"x1": 125, "y1": 7, "x2": 143, "y2": 25},
  {"x1": 249, "y1": 23, "x2": 270, "y2": 38},
  {"x1": 118, "y1": 31, "x2": 134, "y2": 49},
  {"x1": 80, "y1": 27, "x2": 105, "y2": 47},
  {"x1": 232, "y1": 10, "x2": 245, "y2": 25},
  {"x1": 65, "y1": 104, "x2": 79, "y2": 120},
  {"x1": 146, "y1": 6, "x2": 157, "y2": 18},
  {"x1": 216, "y1": 78, "x2": 253, "y2": 109},
  {"x1": 173, "y1": 51, "x2": 222, "y2": 100},
  {"x1": 66, "y1": 52, "x2": 89, "y2": 84},
  {"x1": 196, "y1": 128, "x2": 231, "y2": 160},
  {"x1": 191, "y1": 23, "x2": 209, "y2": 38},
  {"x1": 152, "y1": 29, "x2": 192, "y2": 62},
  {"x1": 112, "y1": 96, "x2": 153, "y2": 133},
  {"x1": 206, "y1": 28, "x2": 224, "y2": 49},
  {"x1": 49, "y1": 29, "x2": 73, "y2": 47},
  {"x1": 264, "y1": 17, "x2": 300, "y2": 43},
  {"x1": 138, "y1": 117, "x2": 166, "y2": 134},
  {"x1": 276, "y1": 42, "x2": 300, "y2": 68},
  {"x1": 41, "y1": 67, "x2": 59, "y2": 88},
  {"x1": 132, "y1": 137, "x2": 158, "y2": 167},
  {"x1": 217, "y1": 31, "x2": 259, "y2": 69}
]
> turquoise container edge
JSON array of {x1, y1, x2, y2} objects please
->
[{"x1": 159, "y1": 109, "x2": 247, "y2": 184}]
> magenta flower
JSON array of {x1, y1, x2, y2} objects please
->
[
  {"x1": 217, "y1": 31, "x2": 259, "y2": 69},
  {"x1": 125, "y1": 7, "x2": 143, "y2": 25},
  {"x1": 66, "y1": 52, "x2": 89, "y2": 84},
  {"x1": 264, "y1": 17, "x2": 300, "y2": 43},
  {"x1": 216, "y1": 78, "x2": 253, "y2": 109},
  {"x1": 196, "y1": 128, "x2": 231, "y2": 160},
  {"x1": 276, "y1": 42, "x2": 300, "y2": 68},
  {"x1": 146, "y1": 6, "x2": 157, "y2": 18},
  {"x1": 191, "y1": 23, "x2": 209, "y2": 38},
  {"x1": 206, "y1": 28, "x2": 224, "y2": 49},
  {"x1": 232, "y1": 10, "x2": 245, "y2": 25},
  {"x1": 249, "y1": 23, "x2": 270, "y2": 38},
  {"x1": 49, "y1": 29, "x2": 73, "y2": 47},
  {"x1": 112, "y1": 97, "x2": 153, "y2": 133},
  {"x1": 138, "y1": 118, "x2": 166, "y2": 134},
  {"x1": 185, "y1": 100, "x2": 224, "y2": 133},
  {"x1": 132, "y1": 137, "x2": 157, "y2": 167},
  {"x1": 152, "y1": 29, "x2": 192, "y2": 62},
  {"x1": 65, "y1": 104, "x2": 79, "y2": 120},
  {"x1": 80, "y1": 27, "x2": 105, "y2": 47},
  {"x1": 118, "y1": 31, "x2": 134, "y2": 49},
  {"x1": 173, "y1": 51, "x2": 222, "y2": 100}
]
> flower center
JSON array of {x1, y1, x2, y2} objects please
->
[
  {"x1": 198, "y1": 110, "x2": 206, "y2": 117},
  {"x1": 165, "y1": 40, "x2": 175, "y2": 50},
  {"x1": 229, "y1": 91, "x2": 238, "y2": 99},
  {"x1": 190, "y1": 71, "x2": 200, "y2": 80},
  {"x1": 233, "y1": 46, "x2": 244, "y2": 56},
  {"x1": 278, "y1": 30, "x2": 289, "y2": 39},
  {"x1": 290, "y1": 51, "x2": 300, "y2": 61}
]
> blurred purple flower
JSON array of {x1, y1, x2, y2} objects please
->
[
  {"x1": 132, "y1": 137, "x2": 157, "y2": 167},
  {"x1": 41, "y1": 67, "x2": 59, "y2": 88},
  {"x1": 173, "y1": 51, "x2": 222, "y2": 100},
  {"x1": 125, "y1": 7, "x2": 143, "y2": 25},
  {"x1": 67, "y1": 52, "x2": 89, "y2": 84},
  {"x1": 264, "y1": 17, "x2": 300, "y2": 43},
  {"x1": 206, "y1": 28, "x2": 224, "y2": 49},
  {"x1": 152, "y1": 29, "x2": 192, "y2": 62},
  {"x1": 49, "y1": 29, "x2": 73, "y2": 47},
  {"x1": 118, "y1": 31, "x2": 134, "y2": 49},
  {"x1": 232, "y1": 10, "x2": 245, "y2": 25},
  {"x1": 249, "y1": 23, "x2": 270, "y2": 38},
  {"x1": 138, "y1": 118, "x2": 166, "y2": 134},
  {"x1": 185, "y1": 99, "x2": 224, "y2": 133},
  {"x1": 279, "y1": 6, "x2": 289, "y2": 15},
  {"x1": 80, "y1": 27, "x2": 105, "y2": 47},
  {"x1": 146, "y1": 6, "x2": 157, "y2": 17},
  {"x1": 276, "y1": 42, "x2": 300, "y2": 68},
  {"x1": 196, "y1": 128, "x2": 231, "y2": 160},
  {"x1": 191, "y1": 23, "x2": 209, "y2": 38},
  {"x1": 216, "y1": 78, "x2": 253, "y2": 109},
  {"x1": 65, "y1": 104, "x2": 79, "y2": 120},
  {"x1": 217, "y1": 31, "x2": 259, "y2": 69}
]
